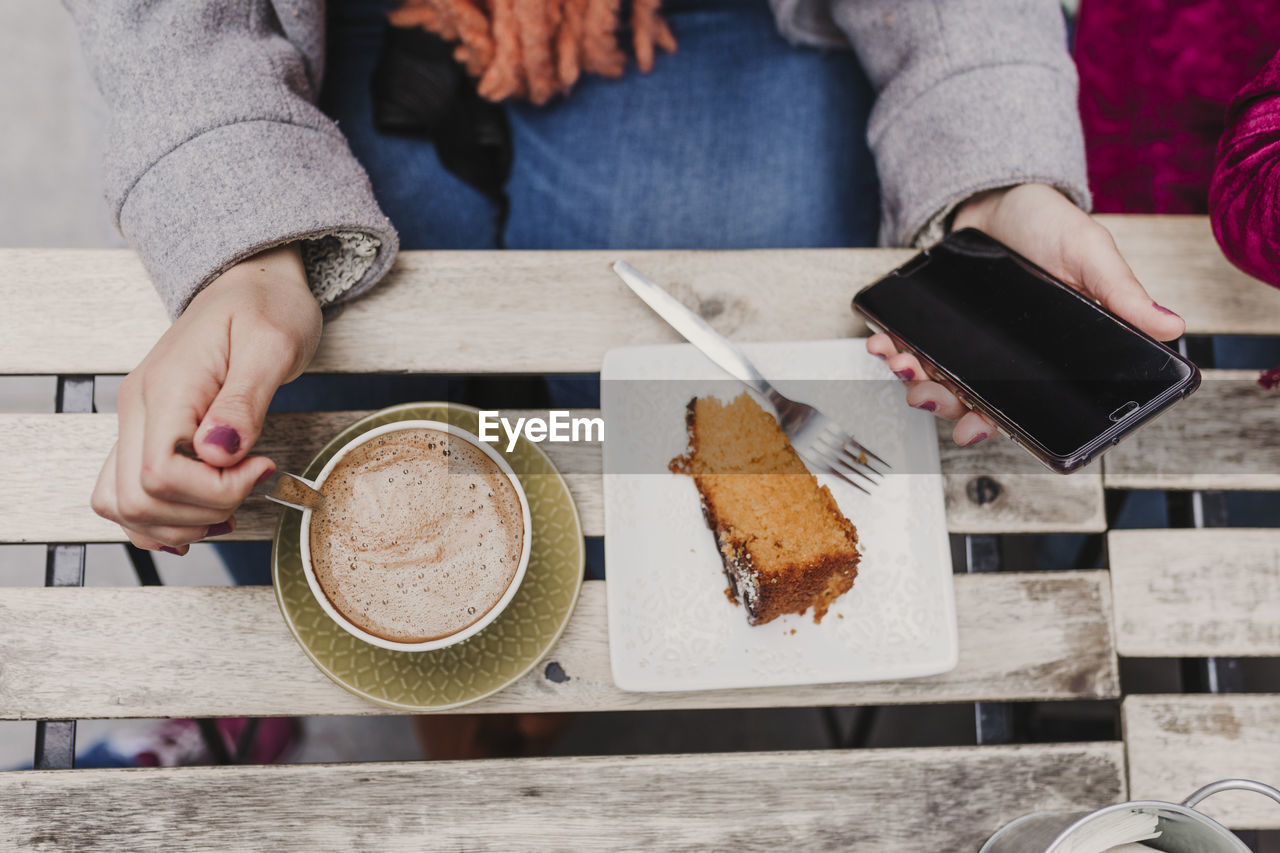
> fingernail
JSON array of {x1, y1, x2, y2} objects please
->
[
  {"x1": 206, "y1": 521, "x2": 233, "y2": 538},
  {"x1": 965, "y1": 432, "x2": 989, "y2": 447},
  {"x1": 204, "y1": 425, "x2": 241, "y2": 454},
  {"x1": 159, "y1": 546, "x2": 183, "y2": 556},
  {"x1": 915, "y1": 400, "x2": 938, "y2": 412},
  {"x1": 255, "y1": 468, "x2": 275, "y2": 487},
  {"x1": 894, "y1": 368, "x2": 915, "y2": 381},
  {"x1": 1152, "y1": 301, "x2": 1181, "y2": 318}
]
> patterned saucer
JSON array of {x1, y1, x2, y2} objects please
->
[{"x1": 272, "y1": 402, "x2": 584, "y2": 711}]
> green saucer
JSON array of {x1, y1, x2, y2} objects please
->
[{"x1": 272, "y1": 403, "x2": 584, "y2": 711}]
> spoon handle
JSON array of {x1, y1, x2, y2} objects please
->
[
  {"x1": 174, "y1": 440, "x2": 324, "y2": 511},
  {"x1": 254, "y1": 471, "x2": 325, "y2": 512}
]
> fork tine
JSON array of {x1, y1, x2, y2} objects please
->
[
  {"x1": 817, "y1": 424, "x2": 891, "y2": 473},
  {"x1": 844, "y1": 445, "x2": 889, "y2": 478},
  {"x1": 797, "y1": 448, "x2": 872, "y2": 494},
  {"x1": 840, "y1": 446, "x2": 887, "y2": 481},
  {"x1": 827, "y1": 454, "x2": 877, "y2": 492},
  {"x1": 808, "y1": 442, "x2": 879, "y2": 488},
  {"x1": 844, "y1": 438, "x2": 891, "y2": 471},
  {"x1": 815, "y1": 432, "x2": 883, "y2": 483},
  {"x1": 822, "y1": 460, "x2": 873, "y2": 495}
]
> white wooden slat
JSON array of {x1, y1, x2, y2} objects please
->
[
  {"x1": 0, "y1": 248, "x2": 907, "y2": 375},
  {"x1": 1109, "y1": 529, "x2": 1280, "y2": 658},
  {"x1": 0, "y1": 411, "x2": 1106, "y2": 542},
  {"x1": 0, "y1": 572, "x2": 1116, "y2": 720},
  {"x1": 1, "y1": 218, "x2": 1275, "y2": 376},
  {"x1": 1124, "y1": 695, "x2": 1280, "y2": 830},
  {"x1": 1099, "y1": 215, "x2": 1280, "y2": 336},
  {"x1": 1104, "y1": 370, "x2": 1280, "y2": 491},
  {"x1": 0, "y1": 742, "x2": 1126, "y2": 851},
  {"x1": 938, "y1": 423, "x2": 1106, "y2": 533},
  {"x1": 0, "y1": 411, "x2": 599, "y2": 543}
]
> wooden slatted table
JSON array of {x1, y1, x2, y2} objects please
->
[
  {"x1": 1, "y1": 215, "x2": 1278, "y2": 849},
  {"x1": 1112, "y1": 532, "x2": 1280, "y2": 832}
]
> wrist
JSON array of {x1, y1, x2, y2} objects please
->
[
  {"x1": 186, "y1": 243, "x2": 321, "y2": 350},
  {"x1": 215, "y1": 243, "x2": 309, "y2": 296},
  {"x1": 951, "y1": 187, "x2": 1013, "y2": 233},
  {"x1": 191, "y1": 244, "x2": 316, "y2": 318}
]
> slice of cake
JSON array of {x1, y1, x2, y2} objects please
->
[{"x1": 669, "y1": 393, "x2": 860, "y2": 625}]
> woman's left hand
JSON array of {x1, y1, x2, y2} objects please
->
[{"x1": 867, "y1": 183, "x2": 1187, "y2": 446}]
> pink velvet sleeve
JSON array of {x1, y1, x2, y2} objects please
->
[{"x1": 1210, "y1": 49, "x2": 1280, "y2": 288}]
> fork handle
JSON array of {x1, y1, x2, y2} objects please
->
[{"x1": 613, "y1": 261, "x2": 775, "y2": 397}]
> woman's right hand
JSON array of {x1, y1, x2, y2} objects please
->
[
  {"x1": 868, "y1": 183, "x2": 1186, "y2": 447},
  {"x1": 91, "y1": 244, "x2": 323, "y2": 554}
]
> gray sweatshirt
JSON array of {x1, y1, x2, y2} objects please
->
[{"x1": 63, "y1": 0, "x2": 1089, "y2": 318}]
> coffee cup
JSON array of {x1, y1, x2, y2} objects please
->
[{"x1": 299, "y1": 420, "x2": 532, "y2": 652}]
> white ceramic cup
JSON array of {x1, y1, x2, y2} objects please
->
[{"x1": 299, "y1": 420, "x2": 532, "y2": 652}]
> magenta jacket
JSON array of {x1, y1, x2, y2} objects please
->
[{"x1": 1211, "y1": 49, "x2": 1280, "y2": 289}]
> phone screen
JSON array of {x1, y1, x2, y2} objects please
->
[{"x1": 854, "y1": 229, "x2": 1196, "y2": 459}]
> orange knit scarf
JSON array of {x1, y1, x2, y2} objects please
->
[{"x1": 389, "y1": 0, "x2": 676, "y2": 105}]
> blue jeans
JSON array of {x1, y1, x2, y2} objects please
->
[
  {"x1": 322, "y1": 0, "x2": 880, "y2": 251},
  {"x1": 221, "y1": 0, "x2": 881, "y2": 585}
]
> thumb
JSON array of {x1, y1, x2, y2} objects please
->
[
  {"x1": 195, "y1": 347, "x2": 289, "y2": 467},
  {"x1": 1075, "y1": 228, "x2": 1187, "y2": 343}
]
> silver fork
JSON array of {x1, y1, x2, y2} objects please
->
[{"x1": 612, "y1": 261, "x2": 889, "y2": 492}]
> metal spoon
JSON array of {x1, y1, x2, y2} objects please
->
[
  {"x1": 254, "y1": 470, "x2": 325, "y2": 512},
  {"x1": 175, "y1": 441, "x2": 325, "y2": 511}
]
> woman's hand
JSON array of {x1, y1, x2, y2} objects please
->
[
  {"x1": 867, "y1": 183, "x2": 1187, "y2": 446},
  {"x1": 91, "y1": 244, "x2": 322, "y2": 554}
]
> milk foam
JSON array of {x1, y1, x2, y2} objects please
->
[{"x1": 309, "y1": 428, "x2": 524, "y2": 643}]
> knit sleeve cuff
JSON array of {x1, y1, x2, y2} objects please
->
[
  {"x1": 118, "y1": 119, "x2": 399, "y2": 318},
  {"x1": 869, "y1": 63, "x2": 1092, "y2": 248}
]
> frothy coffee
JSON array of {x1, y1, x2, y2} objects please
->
[{"x1": 308, "y1": 428, "x2": 524, "y2": 643}]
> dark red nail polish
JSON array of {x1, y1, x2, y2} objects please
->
[
  {"x1": 916, "y1": 400, "x2": 938, "y2": 412},
  {"x1": 255, "y1": 468, "x2": 275, "y2": 487},
  {"x1": 160, "y1": 546, "x2": 182, "y2": 556},
  {"x1": 965, "y1": 432, "x2": 989, "y2": 446},
  {"x1": 894, "y1": 369, "x2": 915, "y2": 381},
  {"x1": 206, "y1": 521, "x2": 233, "y2": 538},
  {"x1": 1152, "y1": 301, "x2": 1181, "y2": 318},
  {"x1": 204, "y1": 425, "x2": 241, "y2": 454}
]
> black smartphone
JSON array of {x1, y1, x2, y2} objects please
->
[{"x1": 852, "y1": 228, "x2": 1200, "y2": 473}]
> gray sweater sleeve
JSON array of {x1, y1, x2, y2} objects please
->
[
  {"x1": 839, "y1": 0, "x2": 1091, "y2": 246},
  {"x1": 774, "y1": 0, "x2": 1090, "y2": 247},
  {"x1": 63, "y1": 0, "x2": 398, "y2": 318}
]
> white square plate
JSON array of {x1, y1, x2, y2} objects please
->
[{"x1": 602, "y1": 339, "x2": 958, "y2": 692}]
